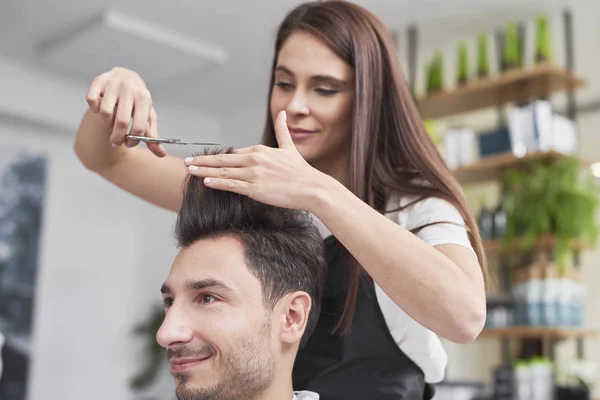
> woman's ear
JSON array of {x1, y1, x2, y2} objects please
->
[{"x1": 279, "y1": 291, "x2": 312, "y2": 344}]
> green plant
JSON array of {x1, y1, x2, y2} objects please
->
[
  {"x1": 477, "y1": 33, "x2": 490, "y2": 79},
  {"x1": 503, "y1": 22, "x2": 521, "y2": 71},
  {"x1": 425, "y1": 51, "x2": 445, "y2": 94},
  {"x1": 456, "y1": 42, "x2": 469, "y2": 85},
  {"x1": 535, "y1": 14, "x2": 552, "y2": 64},
  {"x1": 130, "y1": 306, "x2": 166, "y2": 390},
  {"x1": 501, "y1": 157, "x2": 599, "y2": 272}
]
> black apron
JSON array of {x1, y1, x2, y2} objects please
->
[{"x1": 293, "y1": 235, "x2": 436, "y2": 400}]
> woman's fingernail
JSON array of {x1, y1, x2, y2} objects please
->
[
  {"x1": 204, "y1": 178, "x2": 212, "y2": 184},
  {"x1": 188, "y1": 165, "x2": 198, "y2": 171},
  {"x1": 184, "y1": 157, "x2": 193, "y2": 163},
  {"x1": 111, "y1": 143, "x2": 119, "y2": 148}
]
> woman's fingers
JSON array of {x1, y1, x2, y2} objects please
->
[
  {"x1": 187, "y1": 165, "x2": 253, "y2": 181},
  {"x1": 86, "y1": 76, "x2": 105, "y2": 113},
  {"x1": 124, "y1": 89, "x2": 152, "y2": 149},
  {"x1": 202, "y1": 177, "x2": 252, "y2": 196},
  {"x1": 145, "y1": 106, "x2": 167, "y2": 157},
  {"x1": 233, "y1": 145, "x2": 262, "y2": 154},
  {"x1": 98, "y1": 80, "x2": 119, "y2": 128},
  {"x1": 184, "y1": 152, "x2": 255, "y2": 168},
  {"x1": 111, "y1": 90, "x2": 134, "y2": 147}
]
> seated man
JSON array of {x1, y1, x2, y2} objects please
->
[{"x1": 157, "y1": 148, "x2": 326, "y2": 400}]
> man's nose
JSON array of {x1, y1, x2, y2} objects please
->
[{"x1": 156, "y1": 306, "x2": 194, "y2": 348}]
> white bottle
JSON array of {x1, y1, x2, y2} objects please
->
[
  {"x1": 515, "y1": 360, "x2": 531, "y2": 400},
  {"x1": 530, "y1": 357, "x2": 553, "y2": 400}
]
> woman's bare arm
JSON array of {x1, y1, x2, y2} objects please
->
[{"x1": 73, "y1": 68, "x2": 188, "y2": 212}]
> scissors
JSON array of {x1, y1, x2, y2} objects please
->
[{"x1": 125, "y1": 134, "x2": 224, "y2": 146}]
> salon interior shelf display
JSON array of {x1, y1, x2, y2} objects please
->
[
  {"x1": 402, "y1": 8, "x2": 599, "y2": 397},
  {"x1": 417, "y1": 65, "x2": 584, "y2": 120}
]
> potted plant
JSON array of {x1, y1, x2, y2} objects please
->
[
  {"x1": 501, "y1": 157, "x2": 599, "y2": 272},
  {"x1": 502, "y1": 22, "x2": 521, "y2": 72},
  {"x1": 425, "y1": 51, "x2": 445, "y2": 94},
  {"x1": 456, "y1": 42, "x2": 469, "y2": 86},
  {"x1": 477, "y1": 33, "x2": 490, "y2": 79},
  {"x1": 535, "y1": 14, "x2": 552, "y2": 64},
  {"x1": 130, "y1": 306, "x2": 166, "y2": 391}
]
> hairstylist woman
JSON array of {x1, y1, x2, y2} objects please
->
[{"x1": 74, "y1": 1, "x2": 487, "y2": 399}]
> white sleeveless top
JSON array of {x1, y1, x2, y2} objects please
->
[{"x1": 310, "y1": 193, "x2": 474, "y2": 383}]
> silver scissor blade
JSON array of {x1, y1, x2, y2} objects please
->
[{"x1": 125, "y1": 135, "x2": 223, "y2": 146}]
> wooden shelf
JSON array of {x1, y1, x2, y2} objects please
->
[
  {"x1": 484, "y1": 235, "x2": 591, "y2": 253},
  {"x1": 452, "y1": 150, "x2": 573, "y2": 184},
  {"x1": 418, "y1": 64, "x2": 585, "y2": 119},
  {"x1": 480, "y1": 326, "x2": 598, "y2": 339}
]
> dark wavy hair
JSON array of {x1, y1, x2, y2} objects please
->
[{"x1": 174, "y1": 147, "x2": 327, "y2": 338}]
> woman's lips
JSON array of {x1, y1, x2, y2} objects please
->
[{"x1": 289, "y1": 127, "x2": 317, "y2": 140}]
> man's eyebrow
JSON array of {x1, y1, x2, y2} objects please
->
[
  {"x1": 184, "y1": 278, "x2": 233, "y2": 292},
  {"x1": 160, "y1": 283, "x2": 171, "y2": 295},
  {"x1": 161, "y1": 278, "x2": 234, "y2": 295}
]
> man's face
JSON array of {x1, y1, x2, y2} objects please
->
[{"x1": 157, "y1": 236, "x2": 276, "y2": 400}]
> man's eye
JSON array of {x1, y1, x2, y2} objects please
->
[
  {"x1": 199, "y1": 294, "x2": 217, "y2": 304},
  {"x1": 162, "y1": 297, "x2": 174, "y2": 308}
]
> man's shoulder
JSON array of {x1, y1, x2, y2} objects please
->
[{"x1": 293, "y1": 390, "x2": 320, "y2": 400}]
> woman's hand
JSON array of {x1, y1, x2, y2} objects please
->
[
  {"x1": 85, "y1": 67, "x2": 166, "y2": 157},
  {"x1": 185, "y1": 111, "x2": 328, "y2": 211}
]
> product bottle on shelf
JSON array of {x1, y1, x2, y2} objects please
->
[
  {"x1": 530, "y1": 357, "x2": 554, "y2": 400},
  {"x1": 542, "y1": 260, "x2": 559, "y2": 327},
  {"x1": 514, "y1": 360, "x2": 531, "y2": 400},
  {"x1": 512, "y1": 268, "x2": 528, "y2": 326},
  {"x1": 570, "y1": 268, "x2": 586, "y2": 327},
  {"x1": 524, "y1": 257, "x2": 544, "y2": 327},
  {"x1": 478, "y1": 197, "x2": 495, "y2": 241},
  {"x1": 492, "y1": 200, "x2": 507, "y2": 239},
  {"x1": 557, "y1": 266, "x2": 573, "y2": 327}
]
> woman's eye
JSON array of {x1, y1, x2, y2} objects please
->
[
  {"x1": 274, "y1": 81, "x2": 294, "y2": 90},
  {"x1": 316, "y1": 88, "x2": 338, "y2": 96},
  {"x1": 162, "y1": 297, "x2": 174, "y2": 308}
]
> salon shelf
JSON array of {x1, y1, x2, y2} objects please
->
[
  {"x1": 483, "y1": 235, "x2": 591, "y2": 253},
  {"x1": 479, "y1": 326, "x2": 598, "y2": 340},
  {"x1": 417, "y1": 65, "x2": 585, "y2": 119},
  {"x1": 450, "y1": 150, "x2": 580, "y2": 185}
]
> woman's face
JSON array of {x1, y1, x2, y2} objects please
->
[{"x1": 270, "y1": 30, "x2": 354, "y2": 166}]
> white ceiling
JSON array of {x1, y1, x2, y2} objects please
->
[{"x1": 0, "y1": 0, "x2": 585, "y2": 122}]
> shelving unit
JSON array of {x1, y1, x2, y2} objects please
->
[
  {"x1": 480, "y1": 327, "x2": 598, "y2": 340},
  {"x1": 483, "y1": 234, "x2": 591, "y2": 253},
  {"x1": 417, "y1": 65, "x2": 584, "y2": 119},
  {"x1": 451, "y1": 150, "x2": 579, "y2": 185},
  {"x1": 402, "y1": 8, "x2": 597, "y2": 369}
]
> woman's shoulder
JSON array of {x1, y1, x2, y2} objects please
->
[
  {"x1": 386, "y1": 191, "x2": 474, "y2": 251},
  {"x1": 386, "y1": 192, "x2": 466, "y2": 227}
]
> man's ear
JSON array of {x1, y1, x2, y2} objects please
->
[{"x1": 279, "y1": 291, "x2": 312, "y2": 344}]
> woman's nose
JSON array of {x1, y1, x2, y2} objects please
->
[{"x1": 286, "y1": 89, "x2": 310, "y2": 116}]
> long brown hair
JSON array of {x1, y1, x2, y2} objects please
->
[{"x1": 261, "y1": 0, "x2": 488, "y2": 334}]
